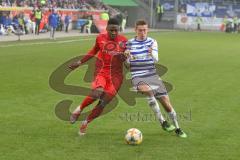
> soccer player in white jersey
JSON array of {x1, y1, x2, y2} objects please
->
[{"x1": 125, "y1": 20, "x2": 187, "y2": 138}]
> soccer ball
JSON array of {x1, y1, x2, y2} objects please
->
[{"x1": 125, "y1": 128, "x2": 143, "y2": 145}]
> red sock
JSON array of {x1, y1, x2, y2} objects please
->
[
  {"x1": 80, "y1": 96, "x2": 96, "y2": 111},
  {"x1": 86, "y1": 105, "x2": 104, "y2": 123}
]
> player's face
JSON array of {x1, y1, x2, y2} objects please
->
[
  {"x1": 135, "y1": 25, "x2": 148, "y2": 40},
  {"x1": 107, "y1": 25, "x2": 119, "y2": 40}
]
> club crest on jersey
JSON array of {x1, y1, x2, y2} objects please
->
[
  {"x1": 119, "y1": 41, "x2": 126, "y2": 49},
  {"x1": 103, "y1": 41, "x2": 124, "y2": 55}
]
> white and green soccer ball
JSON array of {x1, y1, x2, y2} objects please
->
[{"x1": 125, "y1": 128, "x2": 143, "y2": 145}]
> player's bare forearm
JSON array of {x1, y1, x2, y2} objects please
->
[
  {"x1": 69, "y1": 44, "x2": 99, "y2": 70},
  {"x1": 79, "y1": 46, "x2": 99, "y2": 64}
]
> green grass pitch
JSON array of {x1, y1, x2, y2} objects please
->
[{"x1": 0, "y1": 31, "x2": 239, "y2": 160}]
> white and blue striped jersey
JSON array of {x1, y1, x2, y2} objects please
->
[{"x1": 126, "y1": 37, "x2": 159, "y2": 79}]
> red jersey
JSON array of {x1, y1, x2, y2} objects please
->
[{"x1": 80, "y1": 33, "x2": 127, "y2": 77}]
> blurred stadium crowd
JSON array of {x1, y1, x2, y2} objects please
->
[
  {"x1": 0, "y1": 0, "x2": 128, "y2": 36},
  {"x1": 0, "y1": 0, "x2": 107, "y2": 10},
  {"x1": 0, "y1": 0, "x2": 240, "y2": 36}
]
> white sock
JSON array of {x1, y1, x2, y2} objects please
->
[
  {"x1": 168, "y1": 109, "x2": 180, "y2": 129},
  {"x1": 147, "y1": 96, "x2": 165, "y2": 124},
  {"x1": 73, "y1": 105, "x2": 81, "y2": 114}
]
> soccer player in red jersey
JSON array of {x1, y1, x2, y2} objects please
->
[{"x1": 68, "y1": 18, "x2": 127, "y2": 135}]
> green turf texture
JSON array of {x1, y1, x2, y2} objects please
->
[{"x1": 0, "y1": 31, "x2": 239, "y2": 160}]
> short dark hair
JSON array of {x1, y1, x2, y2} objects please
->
[
  {"x1": 135, "y1": 19, "x2": 148, "y2": 27},
  {"x1": 108, "y1": 18, "x2": 119, "y2": 26}
]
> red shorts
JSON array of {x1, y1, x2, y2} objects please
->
[{"x1": 91, "y1": 74, "x2": 123, "y2": 96}]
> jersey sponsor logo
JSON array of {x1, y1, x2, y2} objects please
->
[
  {"x1": 104, "y1": 41, "x2": 117, "y2": 51},
  {"x1": 102, "y1": 41, "x2": 126, "y2": 55}
]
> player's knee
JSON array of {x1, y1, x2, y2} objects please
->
[
  {"x1": 138, "y1": 84, "x2": 149, "y2": 91},
  {"x1": 138, "y1": 85, "x2": 153, "y2": 96},
  {"x1": 98, "y1": 99, "x2": 108, "y2": 107},
  {"x1": 100, "y1": 94, "x2": 115, "y2": 107},
  {"x1": 91, "y1": 88, "x2": 104, "y2": 99}
]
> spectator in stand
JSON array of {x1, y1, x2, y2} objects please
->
[
  {"x1": 196, "y1": 16, "x2": 203, "y2": 31},
  {"x1": 57, "y1": 12, "x2": 63, "y2": 31},
  {"x1": 115, "y1": 13, "x2": 123, "y2": 31},
  {"x1": 12, "y1": 15, "x2": 19, "y2": 27},
  {"x1": 9, "y1": 15, "x2": 20, "y2": 33},
  {"x1": 34, "y1": 7, "x2": 42, "y2": 35},
  {"x1": 5, "y1": 15, "x2": 16, "y2": 34},
  {"x1": 48, "y1": 8, "x2": 59, "y2": 39},
  {"x1": 5, "y1": 15, "x2": 12, "y2": 26},
  {"x1": 222, "y1": 15, "x2": 229, "y2": 32},
  {"x1": 156, "y1": 3, "x2": 164, "y2": 22},
  {"x1": 124, "y1": 10, "x2": 128, "y2": 25},
  {"x1": 30, "y1": 9, "x2": 36, "y2": 34},
  {"x1": 40, "y1": 0, "x2": 46, "y2": 7},
  {"x1": 85, "y1": 16, "x2": 92, "y2": 34},
  {"x1": 0, "y1": 24, "x2": 6, "y2": 35},
  {"x1": 1, "y1": 0, "x2": 110, "y2": 10},
  {"x1": 24, "y1": 14, "x2": 33, "y2": 34},
  {"x1": 0, "y1": 14, "x2": 4, "y2": 25},
  {"x1": 233, "y1": 16, "x2": 239, "y2": 33},
  {"x1": 121, "y1": 15, "x2": 127, "y2": 32},
  {"x1": 18, "y1": 13, "x2": 27, "y2": 34},
  {"x1": 64, "y1": 13, "x2": 71, "y2": 32},
  {"x1": 1, "y1": 14, "x2": 7, "y2": 26}
]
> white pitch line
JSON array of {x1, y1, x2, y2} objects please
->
[
  {"x1": 0, "y1": 31, "x2": 174, "y2": 48},
  {"x1": 0, "y1": 38, "x2": 95, "y2": 48}
]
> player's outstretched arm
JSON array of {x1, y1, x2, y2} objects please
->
[
  {"x1": 80, "y1": 36, "x2": 100, "y2": 64},
  {"x1": 68, "y1": 37, "x2": 100, "y2": 70}
]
